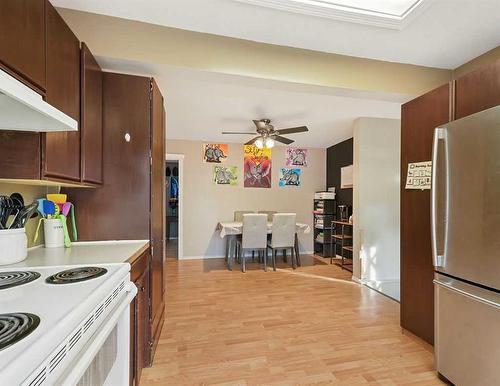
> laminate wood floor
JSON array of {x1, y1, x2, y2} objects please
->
[{"x1": 140, "y1": 255, "x2": 443, "y2": 385}]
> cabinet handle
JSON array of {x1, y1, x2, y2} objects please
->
[{"x1": 135, "y1": 284, "x2": 145, "y2": 292}]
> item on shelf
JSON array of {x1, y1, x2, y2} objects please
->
[
  {"x1": 315, "y1": 191, "x2": 335, "y2": 200},
  {"x1": 338, "y1": 205, "x2": 351, "y2": 221}
]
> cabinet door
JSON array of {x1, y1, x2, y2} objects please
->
[
  {"x1": 43, "y1": 1, "x2": 80, "y2": 181},
  {"x1": 130, "y1": 252, "x2": 150, "y2": 386},
  {"x1": 149, "y1": 79, "x2": 166, "y2": 362},
  {"x1": 81, "y1": 43, "x2": 103, "y2": 185},
  {"x1": 455, "y1": 60, "x2": 500, "y2": 119},
  {"x1": 0, "y1": 0, "x2": 46, "y2": 92},
  {"x1": 62, "y1": 73, "x2": 151, "y2": 240},
  {"x1": 400, "y1": 83, "x2": 451, "y2": 345},
  {"x1": 0, "y1": 132, "x2": 41, "y2": 180},
  {"x1": 135, "y1": 266, "x2": 150, "y2": 383}
]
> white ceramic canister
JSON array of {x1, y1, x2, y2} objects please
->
[
  {"x1": 43, "y1": 218, "x2": 64, "y2": 248},
  {"x1": 0, "y1": 228, "x2": 28, "y2": 265}
]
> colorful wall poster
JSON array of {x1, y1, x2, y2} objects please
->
[
  {"x1": 279, "y1": 168, "x2": 301, "y2": 187},
  {"x1": 285, "y1": 147, "x2": 308, "y2": 167},
  {"x1": 203, "y1": 143, "x2": 228, "y2": 163},
  {"x1": 213, "y1": 166, "x2": 237, "y2": 186},
  {"x1": 243, "y1": 145, "x2": 272, "y2": 188}
]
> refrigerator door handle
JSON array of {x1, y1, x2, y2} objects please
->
[
  {"x1": 434, "y1": 279, "x2": 500, "y2": 309},
  {"x1": 431, "y1": 128, "x2": 447, "y2": 268}
]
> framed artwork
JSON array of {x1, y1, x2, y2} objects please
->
[
  {"x1": 243, "y1": 145, "x2": 272, "y2": 188},
  {"x1": 213, "y1": 166, "x2": 237, "y2": 186},
  {"x1": 279, "y1": 168, "x2": 301, "y2": 187},
  {"x1": 203, "y1": 143, "x2": 228, "y2": 163},
  {"x1": 285, "y1": 147, "x2": 308, "y2": 167}
]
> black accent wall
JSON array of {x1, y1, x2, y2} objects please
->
[{"x1": 326, "y1": 138, "x2": 353, "y2": 212}]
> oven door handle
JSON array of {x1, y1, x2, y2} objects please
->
[{"x1": 57, "y1": 286, "x2": 138, "y2": 385}]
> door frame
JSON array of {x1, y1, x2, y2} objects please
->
[{"x1": 166, "y1": 153, "x2": 184, "y2": 259}]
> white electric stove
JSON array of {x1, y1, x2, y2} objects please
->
[{"x1": 0, "y1": 263, "x2": 137, "y2": 386}]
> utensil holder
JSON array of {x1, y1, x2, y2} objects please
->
[
  {"x1": 44, "y1": 218, "x2": 64, "y2": 248},
  {"x1": 0, "y1": 228, "x2": 28, "y2": 265}
]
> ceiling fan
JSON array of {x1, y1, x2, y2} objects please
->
[{"x1": 222, "y1": 119, "x2": 309, "y2": 149}]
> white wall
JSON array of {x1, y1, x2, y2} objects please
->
[
  {"x1": 167, "y1": 140, "x2": 326, "y2": 259},
  {"x1": 353, "y1": 118, "x2": 401, "y2": 300}
]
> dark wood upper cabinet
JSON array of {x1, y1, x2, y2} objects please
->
[
  {"x1": 43, "y1": 1, "x2": 81, "y2": 181},
  {"x1": 81, "y1": 43, "x2": 103, "y2": 185},
  {"x1": 455, "y1": 60, "x2": 500, "y2": 119},
  {"x1": 400, "y1": 83, "x2": 451, "y2": 345},
  {"x1": 0, "y1": 0, "x2": 46, "y2": 93}
]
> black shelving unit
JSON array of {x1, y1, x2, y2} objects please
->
[
  {"x1": 332, "y1": 220, "x2": 353, "y2": 272},
  {"x1": 313, "y1": 198, "x2": 336, "y2": 257}
]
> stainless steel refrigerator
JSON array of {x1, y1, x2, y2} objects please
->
[{"x1": 431, "y1": 105, "x2": 500, "y2": 385}]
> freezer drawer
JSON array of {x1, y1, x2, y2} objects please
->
[{"x1": 435, "y1": 277, "x2": 500, "y2": 386}]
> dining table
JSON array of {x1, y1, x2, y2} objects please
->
[{"x1": 216, "y1": 221, "x2": 311, "y2": 270}]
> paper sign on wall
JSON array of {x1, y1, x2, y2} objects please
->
[
  {"x1": 405, "y1": 161, "x2": 432, "y2": 190},
  {"x1": 341, "y1": 165, "x2": 353, "y2": 189}
]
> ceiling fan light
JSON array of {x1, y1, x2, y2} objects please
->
[
  {"x1": 255, "y1": 138, "x2": 264, "y2": 149},
  {"x1": 265, "y1": 138, "x2": 275, "y2": 148}
]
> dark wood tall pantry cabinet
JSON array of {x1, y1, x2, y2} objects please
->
[
  {"x1": 400, "y1": 60, "x2": 500, "y2": 345},
  {"x1": 63, "y1": 72, "x2": 166, "y2": 370},
  {"x1": 400, "y1": 83, "x2": 452, "y2": 345}
]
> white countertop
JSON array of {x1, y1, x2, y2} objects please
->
[{"x1": 5, "y1": 240, "x2": 149, "y2": 268}]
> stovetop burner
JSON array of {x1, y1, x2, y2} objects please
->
[
  {"x1": 0, "y1": 271, "x2": 40, "y2": 290},
  {"x1": 0, "y1": 313, "x2": 40, "y2": 351},
  {"x1": 46, "y1": 267, "x2": 107, "y2": 284}
]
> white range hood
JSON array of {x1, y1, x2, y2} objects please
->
[{"x1": 0, "y1": 68, "x2": 78, "y2": 132}]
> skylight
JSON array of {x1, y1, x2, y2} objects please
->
[
  {"x1": 235, "y1": 0, "x2": 431, "y2": 29},
  {"x1": 294, "y1": 0, "x2": 421, "y2": 17}
]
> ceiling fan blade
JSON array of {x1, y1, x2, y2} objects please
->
[
  {"x1": 272, "y1": 135, "x2": 294, "y2": 145},
  {"x1": 222, "y1": 131, "x2": 256, "y2": 135},
  {"x1": 245, "y1": 136, "x2": 261, "y2": 145},
  {"x1": 277, "y1": 126, "x2": 308, "y2": 135}
]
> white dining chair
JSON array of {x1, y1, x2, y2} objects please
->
[
  {"x1": 268, "y1": 213, "x2": 297, "y2": 270},
  {"x1": 258, "y1": 210, "x2": 277, "y2": 222},
  {"x1": 236, "y1": 214, "x2": 268, "y2": 272},
  {"x1": 234, "y1": 210, "x2": 254, "y2": 222}
]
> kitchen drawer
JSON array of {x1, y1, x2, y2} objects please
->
[{"x1": 435, "y1": 278, "x2": 500, "y2": 386}]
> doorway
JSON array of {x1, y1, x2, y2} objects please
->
[{"x1": 165, "y1": 154, "x2": 184, "y2": 259}]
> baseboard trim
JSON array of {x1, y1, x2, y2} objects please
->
[
  {"x1": 180, "y1": 250, "x2": 314, "y2": 260},
  {"x1": 179, "y1": 255, "x2": 224, "y2": 260}
]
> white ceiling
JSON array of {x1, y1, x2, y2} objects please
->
[
  {"x1": 52, "y1": 0, "x2": 500, "y2": 69},
  {"x1": 98, "y1": 57, "x2": 403, "y2": 148}
]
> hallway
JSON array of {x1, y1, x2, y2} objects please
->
[{"x1": 140, "y1": 256, "x2": 442, "y2": 385}]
